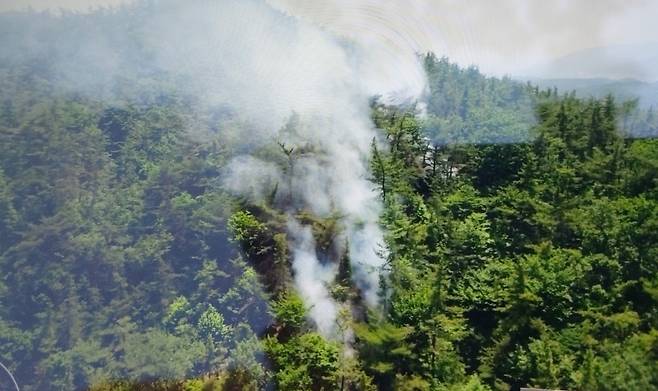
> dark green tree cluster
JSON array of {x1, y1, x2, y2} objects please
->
[
  {"x1": 361, "y1": 56, "x2": 658, "y2": 390},
  {"x1": 1, "y1": 5, "x2": 657, "y2": 390},
  {"x1": 422, "y1": 54, "x2": 536, "y2": 145},
  {"x1": 0, "y1": 70, "x2": 274, "y2": 389}
]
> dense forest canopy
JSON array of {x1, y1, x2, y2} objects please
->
[{"x1": 1, "y1": 2, "x2": 657, "y2": 391}]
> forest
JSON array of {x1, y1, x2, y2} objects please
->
[{"x1": 1, "y1": 4, "x2": 658, "y2": 391}]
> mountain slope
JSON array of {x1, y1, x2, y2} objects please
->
[{"x1": 530, "y1": 77, "x2": 658, "y2": 108}]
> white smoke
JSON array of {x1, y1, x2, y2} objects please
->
[
  {"x1": 202, "y1": 0, "x2": 426, "y2": 335},
  {"x1": 223, "y1": 156, "x2": 282, "y2": 204},
  {"x1": 135, "y1": 0, "x2": 425, "y2": 336},
  {"x1": 286, "y1": 219, "x2": 338, "y2": 336},
  {"x1": 2, "y1": 0, "x2": 427, "y2": 337}
]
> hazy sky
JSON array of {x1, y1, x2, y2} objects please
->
[
  {"x1": 2, "y1": 0, "x2": 657, "y2": 77},
  {"x1": 267, "y1": 0, "x2": 658, "y2": 77}
]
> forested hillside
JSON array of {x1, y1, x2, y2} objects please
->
[
  {"x1": 532, "y1": 78, "x2": 658, "y2": 110},
  {"x1": 1, "y1": 5, "x2": 658, "y2": 391}
]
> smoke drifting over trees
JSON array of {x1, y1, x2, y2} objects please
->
[
  {"x1": 1, "y1": 1, "x2": 657, "y2": 390},
  {"x1": 1, "y1": 0, "x2": 429, "y2": 334}
]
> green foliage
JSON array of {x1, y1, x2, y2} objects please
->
[
  {"x1": 0, "y1": 16, "x2": 656, "y2": 389},
  {"x1": 223, "y1": 326, "x2": 268, "y2": 390},
  {"x1": 270, "y1": 290, "x2": 307, "y2": 332},
  {"x1": 121, "y1": 330, "x2": 206, "y2": 381},
  {"x1": 264, "y1": 333, "x2": 340, "y2": 390},
  {"x1": 228, "y1": 211, "x2": 264, "y2": 242},
  {"x1": 0, "y1": 82, "x2": 271, "y2": 388},
  {"x1": 422, "y1": 54, "x2": 536, "y2": 145},
  {"x1": 197, "y1": 305, "x2": 232, "y2": 343},
  {"x1": 444, "y1": 375, "x2": 492, "y2": 391},
  {"x1": 355, "y1": 320, "x2": 416, "y2": 390},
  {"x1": 164, "y1": 296, "x2": 193, "y2": 334},
  {"x1": 182, "y1": 379, "x2": 204, "y2": 391},
  {"x1": 366, "y1": 57, "x2": 658, "y2": 391}
]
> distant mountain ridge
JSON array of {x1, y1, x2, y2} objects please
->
[
  {"x1": 518, "y1": 43, "x2": 658, "y2": 107},
  {"x1": 529, "y1": 77, "x2": 658, "y2": 108}
]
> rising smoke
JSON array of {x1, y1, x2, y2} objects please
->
[
  {"x1": 159, "y1": 0, "x2": 425, "y2": 337},
  {"x1": 0, "y1": 0, "x2": 426, "y2": 336},
  {"x1": 159, "y1": 0, "x2": 426, "y2": 337},
  {"x1": 192, "y1": 0, "x2": 428, "y2": 335}
]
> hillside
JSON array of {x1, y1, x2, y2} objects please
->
[
  {"x1": 0, "y1": 3, "x2": 658, "y2": 391},
  {"x1": 531, "y1": 77, "x2": 658, "y2": 109}
]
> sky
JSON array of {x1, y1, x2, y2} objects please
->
[{"x1": 1, "y1": 0, "x2": 657, "y2": 79}]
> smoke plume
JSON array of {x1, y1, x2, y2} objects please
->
[
  {"x1": 198, "y1": 0, "x2": 427, "y2": 334},
  {"x1": 0, "y1": 0, "x2": 426, "y2": 336}
]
